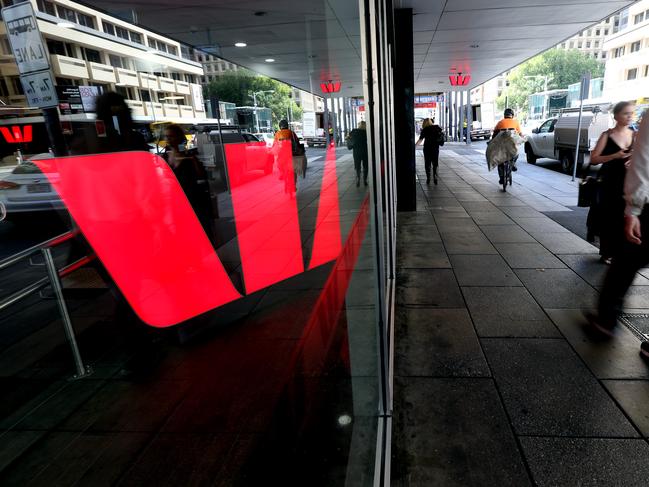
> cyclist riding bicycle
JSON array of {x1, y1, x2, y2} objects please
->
[{"x1": 492, "y1": 108, "x2": 523, "y2": 184}]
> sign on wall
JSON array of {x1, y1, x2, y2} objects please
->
[{"x1": 20, "y1": 70, "x2": 57, "y2": 108}]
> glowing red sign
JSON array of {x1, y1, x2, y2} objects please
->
[
  {"x1": 33, "y1": 147, "x2": 346, "y2": 328},
  {"x1": 0, "y1": 125, "x2": 32, "y2": 143},
  {"x1": 320, "y1": 81, "x2": 341, "y2": 93},
  {"x1": 449, "y1": 74, "x2": 471, "y2": 86}
]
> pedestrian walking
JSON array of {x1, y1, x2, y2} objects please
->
[
  {"x1": 347, "y1": 121, "x2": 368, "y2": 187},
  {"x1": 587, "y1": 113, "x2": 649, "y2": 345},
  {"x1": 588, "y1": 101, "x2": 635, "y2": 264},
  {"x1": 273, "y1": 119, "x2": 304, "y2": 197},
  {"x1": 415, "y1": 118, "x2": 444, "y2": 185}
]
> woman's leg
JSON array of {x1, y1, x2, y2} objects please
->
[
  {"x1": 354, "y1": 156, "x2": 361, "y2": 186},
  {"x1": 432, "y1": 147, "x2": 440, "y2": 183},
  {"x1": 423, "y1": 148, "x2": 432, "y2": 183}
]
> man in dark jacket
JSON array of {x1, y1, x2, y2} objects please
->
[{"x1": 348, "y1": 121, "x2": 368, "y2": 187}]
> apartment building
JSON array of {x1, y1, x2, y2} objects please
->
[
  {"x1": 602, "y1": 0, "x2": 649, "y2": 104},
  {"x1": 195, "y1": 52, "x2": 239, "y2": 84},
  {"x1": 0, "y1": 0, "x2": 206, "y2": 122},
  {"x1": 555, "y1": 14, "x2": 621, "y2": 60}
]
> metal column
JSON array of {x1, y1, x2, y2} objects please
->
[{"x1": 466, "y1": 90, "x2": 472, "y2": 145}]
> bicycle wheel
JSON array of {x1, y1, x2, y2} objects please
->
[{"x1": 502, "y1": 163, "x2": 508, "y2": 192}]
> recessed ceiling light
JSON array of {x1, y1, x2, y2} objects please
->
[
  {"x1": 235, "y1": 42, "x2": 247, "y2": 47},
  {"x1": 57, "y1": 21, "x2": 75, "y2": 28},
  {"x1": 265, "y1": 58, "x2": 275, "y2": 63}
]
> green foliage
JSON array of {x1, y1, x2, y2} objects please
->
[
  {"x1": 496, "y1": 49, "x2": 605, "y2": 117},
  {"x1": 203, "y1": 71, "x2": 303, "y2": 129}
]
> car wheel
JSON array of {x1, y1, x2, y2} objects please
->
[
  {"x1": 525, "y1": 144, "x2": 537, "y2": 164},
  {"x1": 560, "y1": 152, "x2": 574, "y2": 175}
]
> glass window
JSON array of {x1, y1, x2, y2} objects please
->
[
  {"x1": 103, "y1": 22, "x2": 115, "y2": 36},
  {"x1": 539, "y1": 120, "x2": 553, "y2": 133},
  {"x1": 37, "y1": 0, "x2": 56, "y2": 15},
  {"x1": 82, "y1": 47, "x2": 101, "y2": 63},
  {"x1": 631, "y1": 41, "x2": 641, "y2": 53},
  {"x1": 577, "y1": 41, "x2": 582, "y2": 48},
  {"x1": 115, "y1": 26, "x2": 129, "y2": 40},
  {"x1": 644, "y1": 66, "x2": 649, "y2": 77},
  {"x1": 635, "y1": 13, "x2": 644, "y2": 24},
  {"x1": 168, "y1": 45, "x2": 178, "y2": 56},
  {"x1": 605, "y1": 28, "x2": 609, "y2": 35},
  {"x1": 11, "y1": 76, "x2": 24, "y2": 94},
  {"x1": 140, "y1": 89, "x2": 152, "y2": 102},
  {"x1": 148, "y1": 38, "x2": 157, "y2": 49},
  {"x1": 109, "y1": 54, "x2": 123, "y2": 68},
  {"x1": 57, "y1": 6, "x2": 76, "y2": 22},
  {"x1": 595, "y1": 29, "x2": 600, "y2": 36},
  {"x1": 157, "y1": 40, "x2": 168, "y2": 53},
  {"x1": 594, "y1": 41, "x2": 599, "y2": 48},
  {"x1": 46, "y1": 39, "x2": 66, "y2": 56},
  {"x1": 77, "y1": 13, "x2": 95, "y2": 29},
  {"x1": 586, "y1": 41, "x2": 591, "y2": 48},
  {"x1": 129, "y1": 31, "x2": 143, "y2": 44},
  {"x1": 627, "y1": 68, "x2": 638, "y2": 80}
]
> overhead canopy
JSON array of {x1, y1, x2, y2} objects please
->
[{"x1": 82, "y1": 0, "x2": 635, "y2": 96}]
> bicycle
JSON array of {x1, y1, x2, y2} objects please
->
[{"x1": 498, "y1": 159, "x2": 513, "y2": 192}]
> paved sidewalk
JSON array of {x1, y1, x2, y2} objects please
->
[{"x1": 393, "y1": 144, "x2": 649, "y2": 486}]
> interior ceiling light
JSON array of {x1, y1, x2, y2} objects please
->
[
  {"x1": 235, "y1": 42, "x2": 247, "y2": 47},
  {"x1": 265, "y1": 58, "x2": 275, "y2": 63},
  {"x1": 449, "y1": 73, "x2": 471, "y2": 86}
]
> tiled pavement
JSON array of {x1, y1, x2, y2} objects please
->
[{"x1": 392, "y1": 145, "x2": 649, "y2": 486}]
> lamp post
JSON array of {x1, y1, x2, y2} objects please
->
[{"x1": 252, "y1": 90, "x2": 274, "y2": 132}]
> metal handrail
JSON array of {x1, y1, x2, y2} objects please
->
[{"x1": 0, "y1": 230, "x2": 93, "y2": 379}]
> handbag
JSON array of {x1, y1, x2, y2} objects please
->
[{"x1": 578, "y1": 173, "x2": 600, "y2": 207}]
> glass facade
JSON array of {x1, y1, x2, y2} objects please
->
[{"x1": 0, "y1": 0, "x2": 395, "y2": 484}]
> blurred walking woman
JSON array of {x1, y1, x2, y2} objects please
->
[
  {"x1": 416, "y1": 118, "x2": 444, "y2": 184},
  {"x1": 589, "y1": 101, "x2": 635, "y2": 264}
]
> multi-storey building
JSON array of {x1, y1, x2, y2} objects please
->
[
  {"x1": 555, "y1": 14, "x2": 621, "y2": 60},
  {"x1": 602, "y1": 0, "x2": 649, "y2": 105},
  {"x1": 0, "y1": 0, "x2": 206, "y2": 123},
  {"x1": 195, "y1": 52, "x2": 239, "y2": 85}
]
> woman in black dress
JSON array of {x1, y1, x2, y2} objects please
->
[
  {"x1": 590, "y1": 101, "x2": 635, "y2": 264},
  {"x1": 416, "y1": 118, "x2": 444, "y2": 184}
]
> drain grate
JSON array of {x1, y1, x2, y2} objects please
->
[{"x1": 619, "y1": 314, "x2": 649, "y2": 341}]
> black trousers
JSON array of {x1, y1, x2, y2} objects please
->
[
  {"x1": 354, "y1": 156, "x2": 368, "y2": 181},
  {"x1": 599, "y1": 207, "x2": 649, "y2": 324},
  {"x1": 423, "y1": 146, "x2": 439, "y2": 177}
]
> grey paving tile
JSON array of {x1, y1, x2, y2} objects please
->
[
  {"x1": 559, "y1": 254, "x2": 649, "y2": 287},
  {"x1": 516, "y1": 218, "x2": 571, "y2": 236},
  {"x1": 533, "y1": 232, "x2": 598, "y2": 254},
  {"x1": 603, "y1": 380, "x2": 649, "y2": 437},
  {"x1": 397, "y1": 212, "x2": 435, "y2": 226},
  {"x1": 396, "y1": 269, "x2": 465, "y2": 307},
  {"x1": 482, "y1": 338, "x2": 638, "y2": 437},
  {"x1": 462, "y1": 287, "x2": 559, "y2": 337},
  {"x1": 395, "y1": 308, "x2": 489, "y2": 377},
  {"x1": 442, "y1": 233, "x2": 498, "y2": 255},
  {"x1": 434, "y1": 217, "x2": 480, "y2": 234},
  {"x1": 519, "y1": 437, "x2": 649, "y2": 487},
  {"x1": 623, "y1": 286, "x2": 649, "y2": 309},
  {"x1": 454, "y1": 192, "x2": 489, "y2": 202},
  {"x1": 449, "y1": 255, "x2": 522, "y2": 287},
  {"x1": 487, "y1": 197, "x2": 527, "y2": 207},
  {"x1": 479, "y1": 225, "x2": 536, "y2": 243},
  {"x1": 545, "y1": 309, "x2": 649, "y2": 380},
  {"x1": 494, "y1": 243, "x2": 567, "y2": 269},
  {"x1": 468, "y1": 211, "x2": 514, "y2": 226},
  {"x1": 392, "y1": 377, "x2": 530, "y2": 487},
  {"x1": 396, "y1": 243, "x2": 451, "y2": 269},
  {"x1": 396, "y1": 224, "x2": 442, "y2": 243},
  {"x1": 514, "y1": 269, "x2": 597, "y2": 309},
  {"x1": 461, "y1": 201, "x2": 499, "y2": 212},
  {"x1": 430, "y1": 208, "x2": 470, "y2": 219},
  {"x1": 499, "y1": 206, "x2": 545, "y2": 219}
]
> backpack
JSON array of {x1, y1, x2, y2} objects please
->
[
  {"x1": 291, "y1": 131, "x2": 305, "y2": 156},
  {"x1": 436, "y1": 126, "x2": 445, "y2": 146}
]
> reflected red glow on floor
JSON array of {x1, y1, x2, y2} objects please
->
[
  {"x1": 34, "y1": 152, "x2": 242, "y2": 327},
  {"x1": 226, "y1": 142, "x2": 304, "y2": 294},
  {"x1": 308, "y1": 143, "x2": 342, "y2": 269}
]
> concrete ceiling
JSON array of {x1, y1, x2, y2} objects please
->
[{"x1": 81, "y1": 0, "x2": 636, "y2": 96}]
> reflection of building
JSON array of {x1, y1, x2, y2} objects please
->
[
  {"x1": 555, "y1": 14, "x2": 621, "y2": 60},
  {"x1": 567, "y1": 77, "x2": 605, "y2": 107},
  {"x1": 528, "y1": 90, "x2": 568, "y2": 120},
  {"x1": 235, "y1": 106, "x2": 272, "y2": 133},
  {"x1": 0, "y1": 0, "x2": 205, "y2": 122},
  {"x1": 602, "y1": 0, "x2": 649, "y2": 104},
  {"x1": 194, "y1": 52, "x2": 240, "y2": 85}
]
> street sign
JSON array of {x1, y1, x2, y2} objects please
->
[
  {"x1": 580, "y1": 72, "x2": 591, "y2": 100},
  {"x1": 20, "y1": 70, "x2": 57, "y2": 108},
  {"x1": 1, "y1": 2, "x2": 49, "y2": 75}
]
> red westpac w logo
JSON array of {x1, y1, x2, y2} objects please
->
[
  {"x1": 34, "y1": 145, "x2": 343, "y2": 327},
  {"x1": 1, "y1": 125, "x2": 33, "y2": 143}
]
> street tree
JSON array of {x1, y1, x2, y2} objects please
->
[
  {"x1": 204, "y1": 71, "x2": 303, "y2": 129},
  {"x1": 496, "y1": 49, "x2": 605, "y2": 118}
]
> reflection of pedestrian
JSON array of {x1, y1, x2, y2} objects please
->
[
  {"x1": 588, "y1": 114, "x2": 649, "y2": 344},
  {"x1": 163, "y1": 124, "x2": 214, "y2": 238},
  {"x1": 274, "y1": 119, "x2": 302, "y2": 196},
  {"x1": 348, "y1": 122, "x2": 368, "y2": 187},
  {"x1": 589, "y1": 101, "x2": 635, "y2": 264},
  {"x1": 416, "y1": 118, "x2": 443, "y2": 185}
]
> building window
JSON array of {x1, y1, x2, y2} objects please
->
[
  {"x1": 115, "y1": 86, "x2": 134, "y2": 100},
  {"x1": 602, "y1": 52, "x2": 607, "y2": 59},
  {"x1": 103, "y1": 22, "x2": 115, "y2": 36},
  {"x1": 82, "y1": 47, "x2": 101, "y2": 63},
  {"x1": 57, "y1": 6, "x2": 76, "y2": 22},
  {"x1": 115, "y1": 26, "x2": 129, "y2": 41},
  {"x1": 156, "y1": 40, "x2": 167, "y2": 53},
  {"x1": 148, "y1": 38, "x2": 157, "y2": 49},
  {"x1": 561, "y1": 43, "x2": 566, "y2": 49},
  {"x1": 595, "y1": 29, "x2": 600, "y2": 36},
  {"x1": 594, "y1": 52, "x2": 599, "y2": 59},
  {"x1": 171, "y1": 72, "x2": 181, "y2": 81},
  {"x1": 587, "y1": 29, "x2": 592, "y2": 36},
  {"x1": 109, "y1": 54, "x2": 124, "y2": 68},
  {"x1": 631, "y1": 41, "x2": 641, "y2": 53},
  {"x1": 129, "y1": 31, "x2": 143, "y2": 45},
  {"x1": 614, "y1": 46, "x2": 626, "y2": 57},
  {"x1": 569, "y1": 42, "x2": 574, "y2": 48},
  {"x1": 644, "y1": 66, "x2": 649, "y2": 77},
  {"x1": 181, "y1": 46, "x2": 191, "y2": 60},
  {"x1": 140, "y1": 90, "x2": 151, "y2": 102},
  {"x1": 634, "y1": 13, "x2": 645, "y2": 24},
  {"x1": 168, "y1": 45, "x2": 178, "y2": 56},
  {"x1": 577, "y1": 41, "x2": 583, "y2": 48},
  {"x1": 47, "y1": 39, "x2": 66, "y2": 56},
  {"x1": 37, "y1": 0, "x2": 56, "y2": 15},
  {"x1": 604, "y1": 28, "x2": 609, "y2": 35},
  {"x1": 586, "y1": 41, "x2": 591, "y2": 48},
  {"x1": 627, "y1": 68, "x2": 638, "y2": 80}
]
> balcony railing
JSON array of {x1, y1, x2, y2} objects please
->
[
  {"x1": 87, "y1": 61, "x2": 117, "y2": 84},
  {"x1": 50, "y1": 54, "x2": 88, "y2": 79}
]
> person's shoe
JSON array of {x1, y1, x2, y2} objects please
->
[
  {"x1": 511, "y1": 165, "x2": 518, "y2": 172},
  {"x1": 498, "y1": 178, "x2": 504, "y2": 185},
  {"x1": 585, "y1": 311, "x2": 616, "y2": 338},
  {"x1": 356, "y1": 177, "x2": 360, "y2": 188},
  {"x1": 641, "y1": 342, "x2": 649, "y2": 359},
  {"x1": 434, "y1": 177, "x2": 438, "y2": 185},
  {"x1": 426, "y1": 175, "x2": 430, "y2": 184}
]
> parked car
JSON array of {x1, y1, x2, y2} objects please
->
[
  {"x1": 525, "y1": 118, "x2": 557, "y2": 163},
  {"x1": 254, "y1": 132, "x2": 274, "y2": 148}
]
